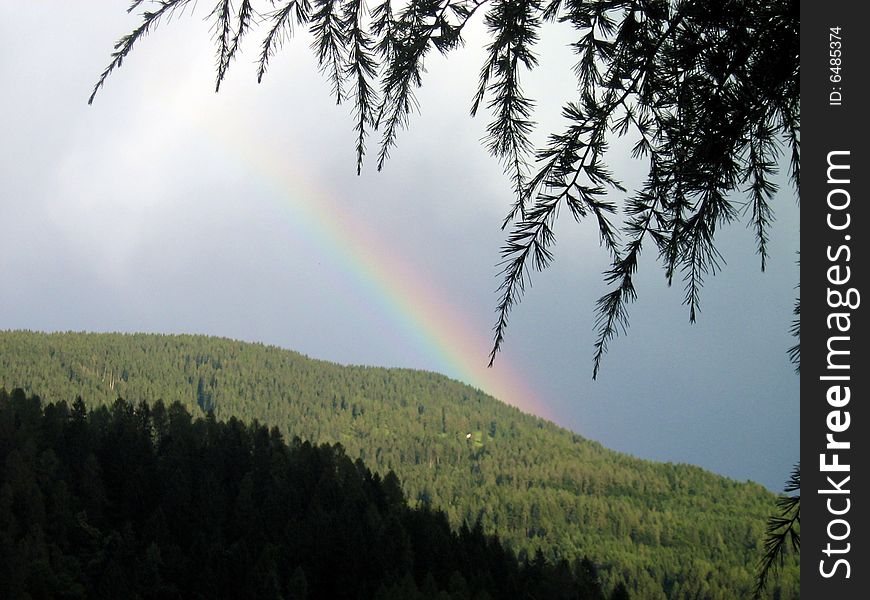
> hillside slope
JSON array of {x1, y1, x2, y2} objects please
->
[
  {"x1": 0, "y1": 331, "x2": 798, "y2": 598},
  {"x1": 1, "y1": 389, "x2": 619, "y2": 599}
]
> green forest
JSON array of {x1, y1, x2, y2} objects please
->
[
  {"x1": 0, "y1": 331, "x2": 799, "y2": 598},
  {"x1": 1, "y1": 389, "x2": 625, "y2": 599}
]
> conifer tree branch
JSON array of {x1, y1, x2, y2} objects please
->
[
  {"x1": 344, "y1": 0, "x2": 379, "y2": 172},
  {"x1": 310, "y1": 0, "x2": 351, "y2": 104},
  {"x1": 211, "y1": 0, "x2": 235, "y2": 92},
  {"x1": 754, "y1": 463, "x2": 800, "y2": 599},
  {"x1": 375, "y1": 0, "x2": 458, "y2": 170},
  {"x1": 216, "y1": 0, "x2": 256, "y2": 91},
  {"x1": 490, "y1": 2, "x2": 686, "y2": 366},
  {"x1": 472, "y1": 0, "x2": 540, "y2": 222},
  {"x1": 258, "y1": 0, "x2": 311, "y2": 83},
  {"x1": 89, "y1": 0, "x2": 195, "y2": 105}
]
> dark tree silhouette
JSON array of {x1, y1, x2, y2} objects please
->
[
  {"x1": 0, "y1": 389, "x2": 623, "y2": 599},
  {"x1": 755, "y1": 462, "x2": 800, "y2": 599}
]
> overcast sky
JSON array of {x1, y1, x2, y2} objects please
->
[{"x1": 1, "y1": 2, "x2": 799, "y2": 490}]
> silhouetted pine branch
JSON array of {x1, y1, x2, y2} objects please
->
[
  {"x1": 311, "y1": 0, "x2": 351, "y2": 103},
  {"x1": 344, "y1": 0, "x2": 379, "y2": 172},
  {"x1": 217, "y1": 0, "x2": 256, "y2": 91},
  {"x1": 754, "y1": 463, "x2": 800, "y2": 599},
  {"x1": 89, "y1": 0, "x2": 195, "y2": 105},
  {"x1": 472, "y1": 0, "x2": 540, "y2": 222},
  {"x1": 788, "y1": 259, "x2": 800, "y2": 372},
  {"x1": 257, "y1": 0, "x2": 310, "y2": 83},
  {"x1": 375, "y1": 0, "x2": 475, "y2": 170}
]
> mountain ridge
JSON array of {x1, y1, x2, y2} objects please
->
[
  {"x1": 0, "y1": 330, "x2": 799, "y2": 598},
  {"x1": 0, "y1": 329, "x2": 758, "y2": 476}
]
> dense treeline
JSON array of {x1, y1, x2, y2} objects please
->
[
  {"x1": 0, "y1": 389, "x2": 625, "y2": 599},
  {"x1": 0, "y1": 331, "x2": 799, "y2": 598}
]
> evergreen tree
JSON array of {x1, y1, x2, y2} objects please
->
[
  {"x1": 1, "y1": 390, "x2": 623, "y2": 600},
  {"x1": 0, "y1": 332, "x2": 800, "y2": 597}
]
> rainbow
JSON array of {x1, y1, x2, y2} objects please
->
[{"x1": 196, "y1": 117, "x2": 550, "y2": 420}]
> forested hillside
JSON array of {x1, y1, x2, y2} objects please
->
[
  {"x1": 0, "y1": 390, "x2": 622, "y2": 599},
  {"x1": 0, "y1": 331, "x2": 798, "y2": 598}
]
